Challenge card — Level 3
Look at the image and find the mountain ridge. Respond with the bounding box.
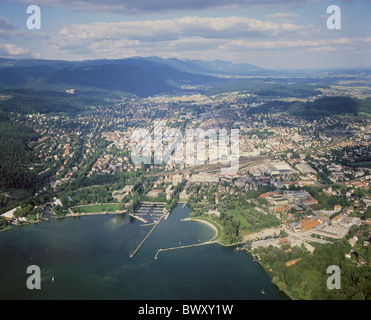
[0,56,272,97]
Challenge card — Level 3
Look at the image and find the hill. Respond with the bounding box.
[0,115,40,189]
[205,79,321,98]
[0,89,107,114]
[135,57,270,76]
[0,57,268,97]
[248,96,367,116]
[34,63,218,97]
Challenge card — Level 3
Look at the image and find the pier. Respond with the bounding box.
[141,201,165,206]
[164,210,170,220]
[129,210,167,258]
[129,213,148,223]
[154,241,214,260]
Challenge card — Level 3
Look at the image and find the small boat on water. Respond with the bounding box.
[261,289,265,294]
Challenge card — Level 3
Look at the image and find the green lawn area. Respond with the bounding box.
[72,203,121,213]
[27,214,37,221]
[228,208,250,229]
[358,112,371,117]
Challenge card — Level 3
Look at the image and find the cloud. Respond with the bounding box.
[0,15,48,40]
[43,13,371,63]
[0,17,16,30]
[4,0,334,14]
[266,12,301,20]
[0,43,29,56]
[0,16,43,58]
[49,16,314,50]
[226,37,354,50]
[307,46,338,52]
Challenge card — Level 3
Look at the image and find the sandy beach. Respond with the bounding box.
[183,218,219,241]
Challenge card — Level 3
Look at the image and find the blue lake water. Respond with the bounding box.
[0,204,289,300]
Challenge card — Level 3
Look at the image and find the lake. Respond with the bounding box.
[0,204,289,300]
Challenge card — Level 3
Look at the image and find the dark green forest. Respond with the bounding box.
[255,238,371,300]
[0,89,108,114]
[246,96,369,117]
[0,116,40,189]
[205,79,322,97]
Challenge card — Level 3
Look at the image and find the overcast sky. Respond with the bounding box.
[0,0,370,69]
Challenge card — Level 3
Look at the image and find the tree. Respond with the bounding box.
[301,270,323,294]
[280,229,288,237]
[0,217,8,229]
[54,204,64,216]
[351,292,365,300]
[272,276,280,286]
[277,281,288,292]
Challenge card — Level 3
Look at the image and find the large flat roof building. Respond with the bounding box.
[311,224,349,239]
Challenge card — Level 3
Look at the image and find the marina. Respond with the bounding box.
[129,202,167,225]
[129,202,169,258]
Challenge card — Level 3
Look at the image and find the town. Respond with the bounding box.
[0,88,370,300]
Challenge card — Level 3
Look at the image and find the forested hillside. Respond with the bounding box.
[247,96,368,116]
[0,89,107,114]
[0,116,39,189]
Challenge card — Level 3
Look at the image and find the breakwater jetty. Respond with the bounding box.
[154,241,215,260]
[129,213,148,223]
[129,209,168,258]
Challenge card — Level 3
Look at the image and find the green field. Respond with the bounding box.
[72,203,121,213]
[229,209,251,230]
[358,112,371,117]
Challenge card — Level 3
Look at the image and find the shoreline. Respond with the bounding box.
[182,216,241,247]
[65,210,126,217]
[254,258,295,300]
[8,210,126,225]
[3,202,292,300]
[183,217,219,241]
[184,215,293,300]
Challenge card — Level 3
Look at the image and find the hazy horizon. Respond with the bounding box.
[0,0,370,69]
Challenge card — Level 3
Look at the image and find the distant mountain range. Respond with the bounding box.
[0,56,368,102]
[0,56,274,97]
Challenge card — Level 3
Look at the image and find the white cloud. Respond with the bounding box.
[226,37,356,49]
[55,16,311,41]
[0,15,48,40]
[42,12,371,65]
[0,43,29,56]
[266,12,301,22]
[267,12,300,19]
[307,46,338,52]
[49,16,315,53]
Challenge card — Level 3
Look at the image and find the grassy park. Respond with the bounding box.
[71,203,121,214]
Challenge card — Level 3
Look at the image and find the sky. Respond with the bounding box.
[0,0,370,69]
